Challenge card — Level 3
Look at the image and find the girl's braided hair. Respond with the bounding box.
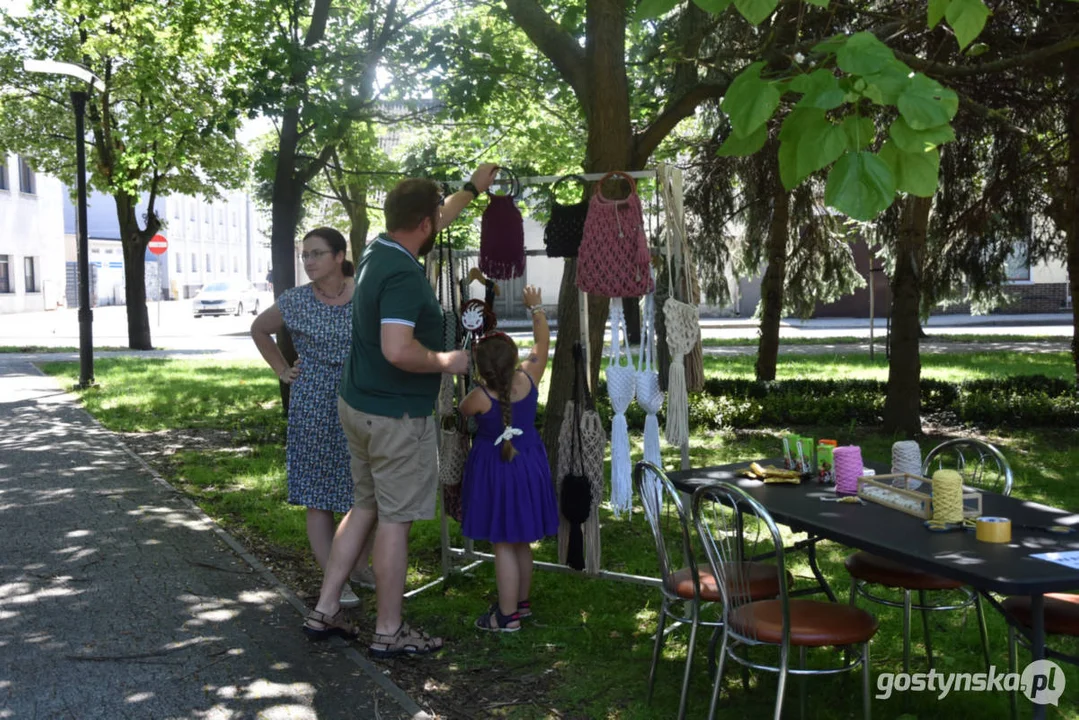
[474,332,519,462]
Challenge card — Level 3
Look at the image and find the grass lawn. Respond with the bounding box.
[39,354,1079,719]
[698,333,1070,348]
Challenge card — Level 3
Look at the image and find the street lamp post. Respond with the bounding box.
[23,59,103,388]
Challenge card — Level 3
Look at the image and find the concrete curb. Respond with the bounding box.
[25,362,434,720]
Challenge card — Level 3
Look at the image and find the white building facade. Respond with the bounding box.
[0,153,66,314]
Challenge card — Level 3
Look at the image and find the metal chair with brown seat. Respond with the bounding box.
[635,460,786,720]
[1003,594,1079,718]
[692,480,879,720]
[845,438,1014,675]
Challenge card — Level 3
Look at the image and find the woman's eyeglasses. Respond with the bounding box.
[301,249,332,262]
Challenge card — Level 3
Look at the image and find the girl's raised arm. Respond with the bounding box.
[520,285,549,385]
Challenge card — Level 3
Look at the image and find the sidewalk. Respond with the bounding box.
[0,358,427,719]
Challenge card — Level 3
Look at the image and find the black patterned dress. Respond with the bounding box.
[277,285,353,513]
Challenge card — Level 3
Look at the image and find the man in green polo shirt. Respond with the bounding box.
[303,164,498,656]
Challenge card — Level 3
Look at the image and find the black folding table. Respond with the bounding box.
[668,459,1079,720]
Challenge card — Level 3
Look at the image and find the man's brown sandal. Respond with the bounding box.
[368,622,444,659]
[302,609,359,641]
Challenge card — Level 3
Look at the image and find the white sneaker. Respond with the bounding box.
[339,584,361,608]
[349,567,376,590]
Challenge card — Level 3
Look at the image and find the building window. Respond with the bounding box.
[205,253,211,272]
[173,202,180,219]
[232,256,238,273]
[190,202,196,221]
[175,252,183,273]
[232,211,238,227]
[18,157,35,194]
[219,255,225,272]
[218,208,224,225]
[1004,246,1031,282]
[24,256,38,292]
[190,253,197,272]
[0,255,10,293]
[0,161,8,191]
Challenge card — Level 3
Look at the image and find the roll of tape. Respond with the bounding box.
[976,516,1012,543]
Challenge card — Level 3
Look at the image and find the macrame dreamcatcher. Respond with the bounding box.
[556,343,607,572]
[657,164,700,447]
[605,298,635,518]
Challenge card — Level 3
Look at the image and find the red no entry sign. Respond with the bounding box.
[148,234,168,256]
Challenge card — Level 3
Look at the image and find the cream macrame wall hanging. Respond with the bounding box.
[657,164,700,447]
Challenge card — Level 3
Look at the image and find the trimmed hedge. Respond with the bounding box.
[587,375,1078,431]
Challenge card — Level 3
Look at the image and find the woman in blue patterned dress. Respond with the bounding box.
[251,227,374,607]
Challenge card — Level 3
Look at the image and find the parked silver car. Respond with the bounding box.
[193,281,261,318]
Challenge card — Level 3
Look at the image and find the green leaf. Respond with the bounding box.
[836,32,896,76]
[966,42,990,57]
[717,122,767,157]
[792,69,845,110]
[812,34,846,55]
[824,151,896,221]
[945,0,990,50]
[888,117,956,153]
[862,64,914,105]
[721,61,781,138]
[842,115,875,150]
[897,73,959,129]
[733,0,780,25]
[879,140,940,197]
[805,0,830,6]
[692,0,734,11]
[635,0,681,20]
[928,0,951,28]
[777,108,847,189]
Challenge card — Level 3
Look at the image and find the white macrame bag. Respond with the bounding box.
[605,298,635,518]
[635,289,664,471]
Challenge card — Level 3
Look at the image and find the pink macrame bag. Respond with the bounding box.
[576,171,654,298]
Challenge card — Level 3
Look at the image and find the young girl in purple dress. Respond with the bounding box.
[459,285,560,632]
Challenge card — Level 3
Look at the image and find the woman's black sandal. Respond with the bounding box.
[475,604,521,633]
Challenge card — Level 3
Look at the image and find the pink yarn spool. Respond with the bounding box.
[833,445,864,496]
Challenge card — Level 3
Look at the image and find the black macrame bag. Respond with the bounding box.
[543,174,589,258]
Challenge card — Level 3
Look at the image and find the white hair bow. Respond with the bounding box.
[494,426,523,446]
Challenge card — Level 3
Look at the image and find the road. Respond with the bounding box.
[0,298,1073,362]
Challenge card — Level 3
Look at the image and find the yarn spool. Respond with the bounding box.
[833,445,864,496]
[931,469,965,525]
[891,440,923,489]
[891,440,922,476]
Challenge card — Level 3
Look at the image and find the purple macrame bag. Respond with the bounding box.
[479,174,525,280]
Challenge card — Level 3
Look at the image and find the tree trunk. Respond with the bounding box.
[540,0,633,472]
[1067,85,1079,391]
[883,195,931,436]
[755,165,790,382]
[114,192,157,350]
[347,188,370,265]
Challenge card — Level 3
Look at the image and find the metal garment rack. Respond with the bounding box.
[409,167,693,599]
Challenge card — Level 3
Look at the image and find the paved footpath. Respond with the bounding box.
[0,358,427,720]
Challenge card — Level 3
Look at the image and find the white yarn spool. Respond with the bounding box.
[891,440,922,489]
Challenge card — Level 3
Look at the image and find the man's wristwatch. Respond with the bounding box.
[462,181,480,199]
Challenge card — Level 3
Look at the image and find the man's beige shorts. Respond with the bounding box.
[337,398,437,523]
